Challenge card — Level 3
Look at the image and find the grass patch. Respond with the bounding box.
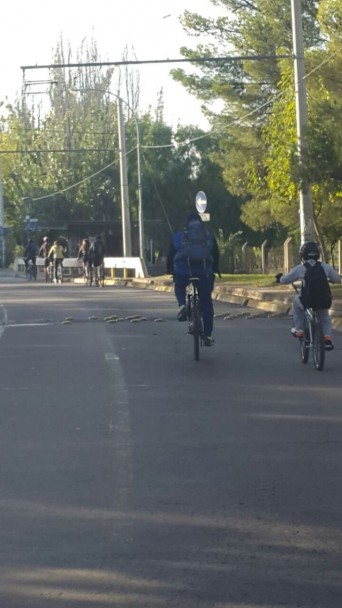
[159,273,275,286]
[157,273,342,294]
[217,274,276,287]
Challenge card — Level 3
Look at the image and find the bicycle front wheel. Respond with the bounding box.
[312,318,325,371]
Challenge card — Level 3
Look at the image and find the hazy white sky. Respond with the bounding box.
[1,0,220,129]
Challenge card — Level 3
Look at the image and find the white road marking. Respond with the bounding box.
[104,347,132,509]
[0,304,8,341]
[4,322,52,328]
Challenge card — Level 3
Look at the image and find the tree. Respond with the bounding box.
[173,0,342,254]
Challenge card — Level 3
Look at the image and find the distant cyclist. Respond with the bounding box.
[89,235,106,285]
[167,212,220,346]
[78,238,92,281]
[24,238,38,274]
[39,236,51,278]
[48,239,65,282]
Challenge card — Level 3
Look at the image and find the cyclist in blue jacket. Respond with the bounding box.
[24,238,38,274]
[167,213,220,346]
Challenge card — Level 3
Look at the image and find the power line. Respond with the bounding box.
[0,148,116,154]
[21,54,293,72]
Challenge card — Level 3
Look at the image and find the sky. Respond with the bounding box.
[0,0,221,130]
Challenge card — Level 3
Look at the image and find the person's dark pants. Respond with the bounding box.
[174,273,215,336]
[25,256,36,270]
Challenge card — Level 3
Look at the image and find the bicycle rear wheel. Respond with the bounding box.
[192,301,201,361]
[99,265,105,287]
[300,324,310,364]
[57,264,63,284]
[312,318,325,371]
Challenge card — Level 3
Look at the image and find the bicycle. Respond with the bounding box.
[50,260,63,284]
[26,259,37,281]
[44,260,53,282]
[186,277,204,361]
[95,263,105,288]
[292,283,325,371]
[58,262,63,284]
[83,262,93,286]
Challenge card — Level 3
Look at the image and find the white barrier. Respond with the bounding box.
[104,257,147,278]
[15,256,148,279]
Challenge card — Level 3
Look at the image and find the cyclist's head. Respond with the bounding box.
[95,235,101,240]
[43,236,49,242]
[55,239,60,246]
[300,241,320,261]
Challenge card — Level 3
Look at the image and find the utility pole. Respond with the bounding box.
[291,0,315,244]
[117,98,132,257]
[0,164,5,268]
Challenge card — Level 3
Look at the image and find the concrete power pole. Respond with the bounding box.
[291,0,315,244]
[117,98,132,257]
[0,164,5,268]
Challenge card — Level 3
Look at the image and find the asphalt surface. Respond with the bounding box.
[0,274,342,607]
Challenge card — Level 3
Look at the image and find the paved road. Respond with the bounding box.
[0,279,342,607]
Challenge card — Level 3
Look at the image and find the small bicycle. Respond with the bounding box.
[292,283,325,371]
[187,277,204,361]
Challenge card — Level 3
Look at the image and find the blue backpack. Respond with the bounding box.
[175,220,212,267]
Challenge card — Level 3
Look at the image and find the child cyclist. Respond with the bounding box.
[275,241,341,351]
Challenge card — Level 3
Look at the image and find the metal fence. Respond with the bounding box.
[221,238,342,275]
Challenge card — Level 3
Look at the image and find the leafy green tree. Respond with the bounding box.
[173,0,342,255]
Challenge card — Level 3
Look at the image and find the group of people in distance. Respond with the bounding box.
[24,236,65,281]
[23,235,106,283]
[77,236,106,285]
[167,212,341,351]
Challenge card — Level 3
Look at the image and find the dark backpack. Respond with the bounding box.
[301,261,332,310]
[92,240,105,258]
[176,221,212,266]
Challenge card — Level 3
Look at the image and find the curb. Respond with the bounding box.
[3,271,341,331]
[131,277,342,331]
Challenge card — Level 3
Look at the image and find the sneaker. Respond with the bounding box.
[177,304,187,322]
[291,328,304,338]
[204,336,215,347]
[324,336,334,351]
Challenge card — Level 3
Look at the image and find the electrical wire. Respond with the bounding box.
[13,45,342,204]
